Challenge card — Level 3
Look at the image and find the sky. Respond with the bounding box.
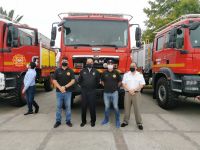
[0,0,150,47]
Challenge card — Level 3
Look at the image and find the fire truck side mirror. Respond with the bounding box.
[50,26,57,47]
[136,41,141,48]
[135,27,141,41]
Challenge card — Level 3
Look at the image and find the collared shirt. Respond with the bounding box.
[101,70,121,93]
[24,69,36,91]
[53,67,75,92]
[122,71,145,90]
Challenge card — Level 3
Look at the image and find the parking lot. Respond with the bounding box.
[1,88,200,150]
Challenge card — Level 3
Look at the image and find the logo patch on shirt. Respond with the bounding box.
[67,72,70,76]
[93,72,95,76]
[113,74,116,78]
[83,72,87,75]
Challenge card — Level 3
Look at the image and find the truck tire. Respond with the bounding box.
[118,92,125,109]
[9,76,26,107]
[156,77,177,109]
[44,77,53,92]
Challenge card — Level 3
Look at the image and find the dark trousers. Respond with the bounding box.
[81,89,96,124]
[25,86,39,112]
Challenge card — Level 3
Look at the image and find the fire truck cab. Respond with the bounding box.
[0,17,56,106]
[50,12,141,107]
[152,14,200,109]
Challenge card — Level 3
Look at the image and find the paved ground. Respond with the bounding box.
[1,88,200,150]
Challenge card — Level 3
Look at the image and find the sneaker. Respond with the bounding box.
[101,119,109,125]
[137,124,143,130]
[24,112,33,115]
[35,106,39,114]
[66,121,73,127]
[54,122,61,128]
[80,122,86,127]
[121,122,128,127]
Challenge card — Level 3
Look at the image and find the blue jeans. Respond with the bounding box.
[103,91,120,121]
[56,92,72,123]
[25,86,39,112]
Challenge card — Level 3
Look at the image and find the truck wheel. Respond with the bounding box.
[10,76,26,107]
[156,77,177,109]
[44,77,53,92]
[118,92,124,109]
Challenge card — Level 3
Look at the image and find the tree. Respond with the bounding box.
[143,0,200,42]
[0,6,23,23]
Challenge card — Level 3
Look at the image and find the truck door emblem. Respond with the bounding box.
[12,54,26,67]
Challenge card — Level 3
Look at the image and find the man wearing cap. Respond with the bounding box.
[101,60,121,128]
[52,57,75,128]
[121,62,145,130]
[22,62,39,115]
[78,58,100,127]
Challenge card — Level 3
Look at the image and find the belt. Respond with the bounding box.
[125,91,140,93]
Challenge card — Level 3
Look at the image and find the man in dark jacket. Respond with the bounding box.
[78,58,100,127]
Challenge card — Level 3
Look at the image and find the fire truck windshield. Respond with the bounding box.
[190,25,200,48]
[63,20,128,47]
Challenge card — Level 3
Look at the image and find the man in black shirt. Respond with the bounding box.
[52,57,75,128]
[78,58,100,127]
[101,60,122,128]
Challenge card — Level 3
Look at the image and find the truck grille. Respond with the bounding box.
[72,55,119,69]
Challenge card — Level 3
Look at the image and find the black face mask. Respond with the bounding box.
[62,62,68,67]
[130,67,136,72]
[87,64,93,69]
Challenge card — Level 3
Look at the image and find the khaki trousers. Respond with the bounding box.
[123,92,142,124]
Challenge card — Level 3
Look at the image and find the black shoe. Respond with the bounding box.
[66,121,73,127]
[121,122,128,127]
[80,122,86,127]
[138,124,143,130]
[91,122,95,127]
[24,112,33,115]
[35,106,39,113]
[54,122,61,128]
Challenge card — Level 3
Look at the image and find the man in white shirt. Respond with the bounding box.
[121,62,145,130]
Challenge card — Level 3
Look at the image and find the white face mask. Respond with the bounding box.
[107,64,114,70]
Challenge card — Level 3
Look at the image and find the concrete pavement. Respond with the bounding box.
[0,89,200,150]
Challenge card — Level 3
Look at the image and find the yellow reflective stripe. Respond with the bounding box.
[153,63,185,68]
[4,62,13,65]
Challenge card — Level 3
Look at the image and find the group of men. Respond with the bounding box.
[22,57,146,130]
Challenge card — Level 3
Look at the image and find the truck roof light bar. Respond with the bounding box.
[58,12,133,21]
[154,14,200,33]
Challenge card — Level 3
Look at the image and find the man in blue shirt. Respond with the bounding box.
[22,62,39,115]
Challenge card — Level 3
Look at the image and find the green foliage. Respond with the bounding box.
[143,0,200,42]
[0,6,23,23]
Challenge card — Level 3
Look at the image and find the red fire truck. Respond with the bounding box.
[0,17,56,106]
[138,14,200,109]
[50,12,141,107]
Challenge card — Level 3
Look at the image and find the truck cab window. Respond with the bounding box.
[190,25,200,48]
[18,28,35,46]
[156,36,164,51]
[165,32,170,48]
[176,28,184,49]
[7,29,12,47]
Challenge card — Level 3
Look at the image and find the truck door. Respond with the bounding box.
[153,35,165,72]
[3,25,39,72]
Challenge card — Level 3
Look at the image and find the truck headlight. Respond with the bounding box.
[0,73,5,91]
